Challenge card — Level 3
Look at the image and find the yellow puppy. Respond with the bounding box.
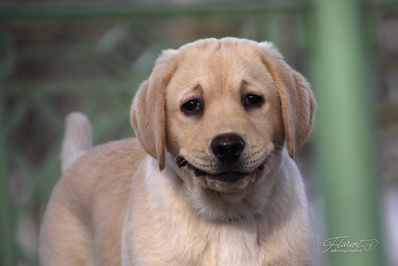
[40,37,316,266]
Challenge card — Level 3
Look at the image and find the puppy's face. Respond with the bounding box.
[165,43,284,193]
[131,38,316,194]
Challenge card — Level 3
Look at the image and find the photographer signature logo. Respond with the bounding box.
[323,236,378,253]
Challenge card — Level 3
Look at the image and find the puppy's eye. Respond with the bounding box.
[181,99,203,115]
[243,94,264,108]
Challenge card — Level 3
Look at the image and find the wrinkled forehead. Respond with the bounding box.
[169,42,272,90]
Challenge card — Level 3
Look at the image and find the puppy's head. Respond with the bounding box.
[131,38,316,193]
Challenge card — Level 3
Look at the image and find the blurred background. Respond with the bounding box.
[1,0,397,265]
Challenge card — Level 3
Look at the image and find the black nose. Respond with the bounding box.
[211,133,245,164]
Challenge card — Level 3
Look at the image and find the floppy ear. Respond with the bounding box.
[130,49,177,170]
[258,42,317,157]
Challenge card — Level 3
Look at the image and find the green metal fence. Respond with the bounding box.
[311,1,386,265]
[1,0,397,265]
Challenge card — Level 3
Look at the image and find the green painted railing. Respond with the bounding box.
[0,1,303,20]
[311,0,384,265]
[1,1,397,265]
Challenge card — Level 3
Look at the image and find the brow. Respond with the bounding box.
[181,83,203,97]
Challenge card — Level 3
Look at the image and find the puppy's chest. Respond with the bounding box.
[198,223,262,266]
[130,213,265,265]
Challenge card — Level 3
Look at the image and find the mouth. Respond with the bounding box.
[175,155,269,187]
[192,164,265,183]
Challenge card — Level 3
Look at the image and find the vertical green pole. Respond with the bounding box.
[311,1,383,266]
[0,28,15,266]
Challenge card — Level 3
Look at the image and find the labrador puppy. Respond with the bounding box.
[39,37,316,266]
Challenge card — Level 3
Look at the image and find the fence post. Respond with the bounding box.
[310,0,384,265]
